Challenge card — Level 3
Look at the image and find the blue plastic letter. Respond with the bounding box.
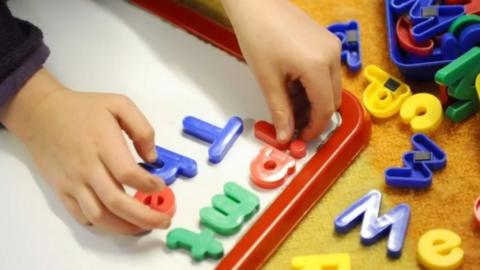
[335,190,411,259]
[328,21,362,72]
[140,146,197,185]
[458,24,480,54]
[385,133,446,188]
[390,0,416,15]
[409,1,465,42]
[182,116,243,164]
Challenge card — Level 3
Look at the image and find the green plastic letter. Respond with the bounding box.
[200,182,260,236]
[166,228,223,261]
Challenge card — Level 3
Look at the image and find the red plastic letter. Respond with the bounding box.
[289,139,307,159]
[396,16,434,57]
[250,145,296,189]
[135,187,176,217]
[438,84,452,107]
[254,121,289,150]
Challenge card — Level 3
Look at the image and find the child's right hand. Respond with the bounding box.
[221,0,342,143]
[0,68,170,235]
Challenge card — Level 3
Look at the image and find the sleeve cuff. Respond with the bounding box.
[0,43,50,108]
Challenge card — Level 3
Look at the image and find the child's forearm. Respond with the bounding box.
[220,0,249,21]
[220,0,283,34]
[0,68,63,141]
[221,0,286,19]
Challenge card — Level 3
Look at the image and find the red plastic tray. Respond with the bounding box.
[130,0,242,59]
[130,1,371,269]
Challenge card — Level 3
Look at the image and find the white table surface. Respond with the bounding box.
[0,1,339,269]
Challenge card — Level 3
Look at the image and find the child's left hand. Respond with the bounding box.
[221,0,342,143]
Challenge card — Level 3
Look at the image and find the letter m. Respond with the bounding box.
[334,190,410,258]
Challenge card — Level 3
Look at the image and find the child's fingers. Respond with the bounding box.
[288,82,309,110]
[107,94,157,163]
[59,193,90,225]
[74,185,145,235]
[328,35,343,109]
[299,66,335,141]
[88,166,171,230]
[290,95,310,130]
[98,125,165,192]
[258,70,295,143]
[330,56,343,109]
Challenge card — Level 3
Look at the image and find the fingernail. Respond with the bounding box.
[276,118,293,142]
[149,178,163,190]
[147,150,157,163]
[277,129,288,142]
[288,117,294,132]
[160,219,171,229]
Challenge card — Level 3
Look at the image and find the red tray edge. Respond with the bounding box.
[130,0,243,60]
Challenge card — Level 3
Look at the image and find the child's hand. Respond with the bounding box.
[0,69,170,235]
[222,0,342,143]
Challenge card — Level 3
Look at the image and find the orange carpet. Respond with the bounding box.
[174,0,480,269]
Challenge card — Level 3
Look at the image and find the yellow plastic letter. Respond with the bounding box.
[400,93,443,133]
[363,65,412,118]
[291,253,350,270]
[417,229,464,270]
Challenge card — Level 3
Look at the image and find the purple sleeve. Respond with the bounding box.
[0,43,50,108]
[0,2,50,109]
